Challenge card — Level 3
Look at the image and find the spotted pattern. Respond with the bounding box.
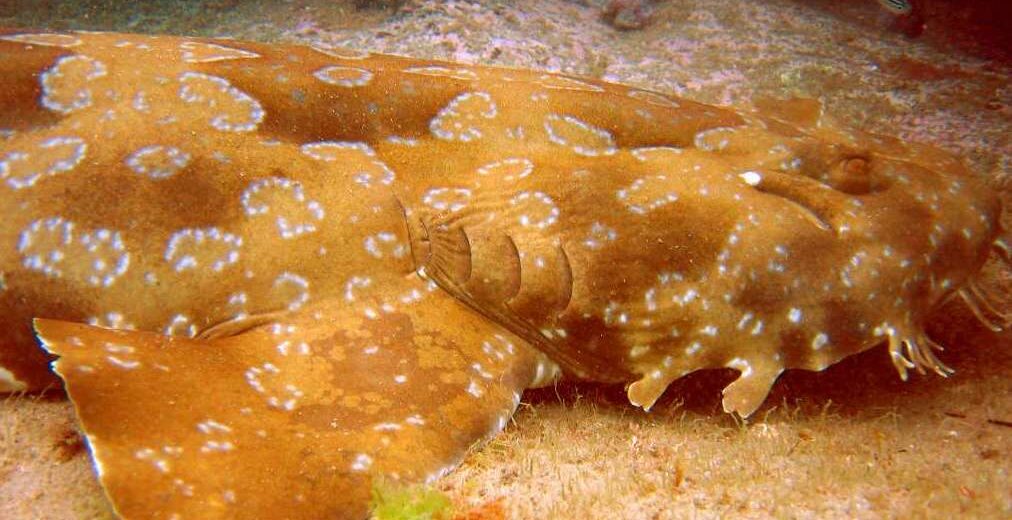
[544,114,617,156]
[300,141,396,186]
[364,232,408,259]
[403,66,478,81]
[583,222,618,249]
[40,55,107,114]
[244,361,303,410]
[422,187,472,213]
[694,126,739,151]
[300,141,374,161]
[164,315,198,337]
[313,66,374,88]
[241,177,324,239]
[164,228,242,273]
[510,191,560,229]
[1,137,86,189]
[2,31,1003,520]
[18,217,129,287]
[429,92,497,142]
[616,176,679,214]
[87,312,135,331]
[179,72,265,132]
[631,147,684,162]
[125,145,190,179]
[476,158,533,181]
[273,273,310,311]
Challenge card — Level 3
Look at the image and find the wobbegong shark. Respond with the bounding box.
[0,30,1008,518]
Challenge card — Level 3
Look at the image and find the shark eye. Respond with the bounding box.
[827,156,875,195]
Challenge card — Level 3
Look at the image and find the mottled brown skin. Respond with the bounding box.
[0,31,1003,518]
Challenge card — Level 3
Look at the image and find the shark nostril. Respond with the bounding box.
[827,156,874,195]
[843,157,868,176]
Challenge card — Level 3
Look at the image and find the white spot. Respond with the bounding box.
[811,332,828,350]
[18,217,129,287]
[386,136,419,146]
[511,191,560,229]
[134,447,174,474]
[476,158,533,181]
[274,272,310,311]
[350,453,373,472]
[244,363,302,410]
[403,66,478,81]
[196,419,232,434]
[344,276,372,301]
[700,325,718,336]
[164,227,241,272]
[179,72,264,132]
[106,355,140,370]
[429,91,497,142]
[616,176,678,214]
[300,140,373,160]
[583,222,618,249]
[241,177,324,239]
[40,55,107,114]
[788,307,803,324]
[126,145,190,179]
[164,314,198,337]
[87,312,135,330]
[1,136,87,189]
[629,345,651,358]
[313,65,374,87]
[364,232,407,259]
[739,171,762,186]
[726,357,754,378]
[644,288,658,312]
[422,187,472,213]
[544,113,616,156]
[694,126,737,152]
[466,379,484,398]
[631,146,684,162]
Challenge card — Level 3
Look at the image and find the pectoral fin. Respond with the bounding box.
[35,279,540,518]
[720,358,783,418]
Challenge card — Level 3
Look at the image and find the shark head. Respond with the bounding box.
[418,96,1006,417]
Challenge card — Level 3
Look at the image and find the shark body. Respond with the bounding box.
[0,31,1005,518]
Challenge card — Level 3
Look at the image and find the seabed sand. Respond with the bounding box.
[0,1,1009,518]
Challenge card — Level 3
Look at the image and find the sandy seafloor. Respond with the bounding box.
[0,0,1010,518]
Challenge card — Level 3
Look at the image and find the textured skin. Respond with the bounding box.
[0,31,1003,518]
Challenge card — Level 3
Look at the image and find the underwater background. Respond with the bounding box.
[1,1,1009,518]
